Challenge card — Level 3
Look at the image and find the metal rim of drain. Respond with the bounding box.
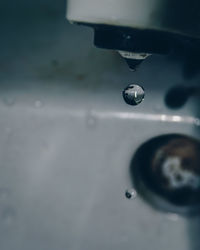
[130,133,200,216]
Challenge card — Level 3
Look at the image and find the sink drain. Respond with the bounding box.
[130,134,200,215]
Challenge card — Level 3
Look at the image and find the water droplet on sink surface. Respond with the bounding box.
[125,189,137,200]
[123,84,145,106]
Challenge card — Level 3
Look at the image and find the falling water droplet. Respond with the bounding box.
[125,189,137,199]
[123,84,145,106]
[124,59,143,71]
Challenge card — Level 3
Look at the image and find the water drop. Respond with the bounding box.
[125,189,137,200]
[123,84,145,106]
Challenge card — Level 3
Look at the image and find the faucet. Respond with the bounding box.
[66,0,200,70]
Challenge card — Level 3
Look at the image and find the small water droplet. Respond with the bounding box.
[125,59,143,71]
[123,84,145,106]
[125,189,137,200]
[3,97,15,106]
[34,100,43,108]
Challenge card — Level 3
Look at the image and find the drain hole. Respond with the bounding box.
[130,134,200,214]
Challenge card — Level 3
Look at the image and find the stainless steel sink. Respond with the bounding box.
[0,0,200,249]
